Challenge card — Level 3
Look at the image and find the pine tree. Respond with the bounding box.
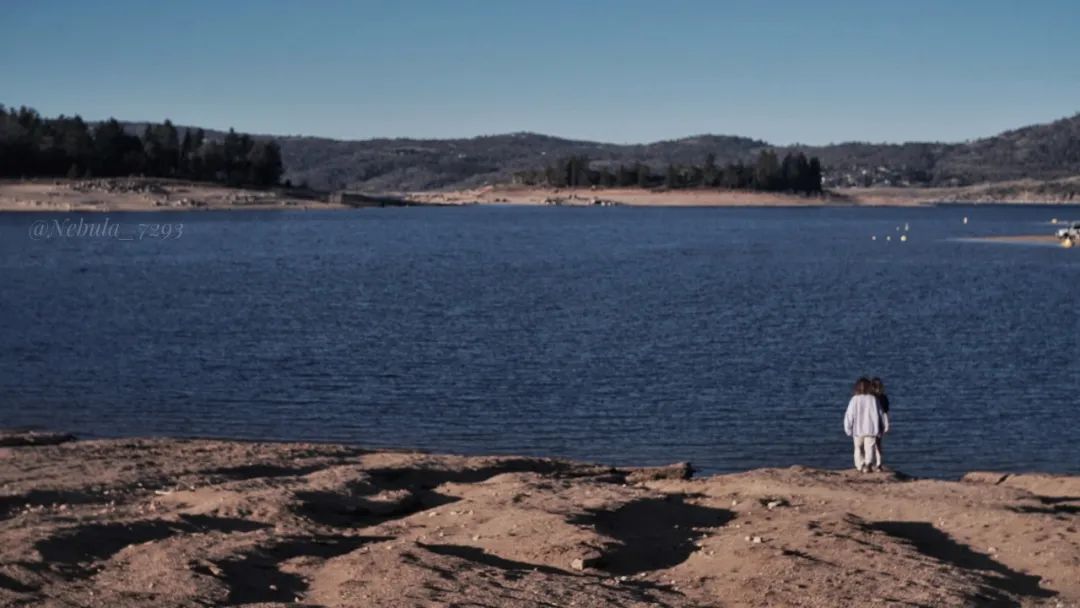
[754,150,781,191]
[179,129,193,177]
[246,141,283,186]
[160,120,180,176]
[703,153,718,187]
[141,125,162,176]
[808,158,823,193]
[665,164,680,189]
[635,163,650,188]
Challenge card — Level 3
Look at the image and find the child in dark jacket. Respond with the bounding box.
[870,377,891,471]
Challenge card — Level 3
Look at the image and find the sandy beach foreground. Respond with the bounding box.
[0,433,1075,607]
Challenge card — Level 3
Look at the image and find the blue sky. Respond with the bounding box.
[3,0,1078,144]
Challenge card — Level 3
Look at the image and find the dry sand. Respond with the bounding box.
[1,432,1075,607]
[408,181,1080,208]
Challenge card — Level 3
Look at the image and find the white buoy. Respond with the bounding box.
[886,236,892,241]
[872,236,877,241]
[904,222,910,231]
[900,234,908,242]
[1052,218,1058,224]
[963,217,969,224]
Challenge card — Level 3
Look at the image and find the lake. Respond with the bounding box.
[1,204,1077,478]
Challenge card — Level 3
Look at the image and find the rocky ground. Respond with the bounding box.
[0,434,1076,607]
[0,179,339,212]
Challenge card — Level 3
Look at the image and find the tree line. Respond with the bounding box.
[0,104,283,187]
[513,150,823,194]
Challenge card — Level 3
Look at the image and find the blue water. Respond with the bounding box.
[1,205,1077,478]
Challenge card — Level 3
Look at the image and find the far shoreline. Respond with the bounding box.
[406,182,1080,208]
[3,177,1080,213]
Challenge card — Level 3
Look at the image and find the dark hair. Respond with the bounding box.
[853,377,872,395]
[870,377,885,396]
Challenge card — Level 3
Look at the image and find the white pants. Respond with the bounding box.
[853,436,878,470]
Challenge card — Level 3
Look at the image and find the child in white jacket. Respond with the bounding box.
[844,377,889,472]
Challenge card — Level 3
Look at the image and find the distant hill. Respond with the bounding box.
[271,132,772,192]
[117,113,1080,192]
[794,113,1080,188]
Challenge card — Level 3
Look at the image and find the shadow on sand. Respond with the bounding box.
[567,496,733,575]
[866,521,1056,606]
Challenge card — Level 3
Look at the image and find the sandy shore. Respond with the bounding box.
[408,181,1080,207]
[4,178,1079,213]
[1,433,1075,607]
[407,187,841,207]
[966,235,1071,246]
[0,179,344,213]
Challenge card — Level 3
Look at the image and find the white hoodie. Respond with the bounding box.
[844,394,887,438]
